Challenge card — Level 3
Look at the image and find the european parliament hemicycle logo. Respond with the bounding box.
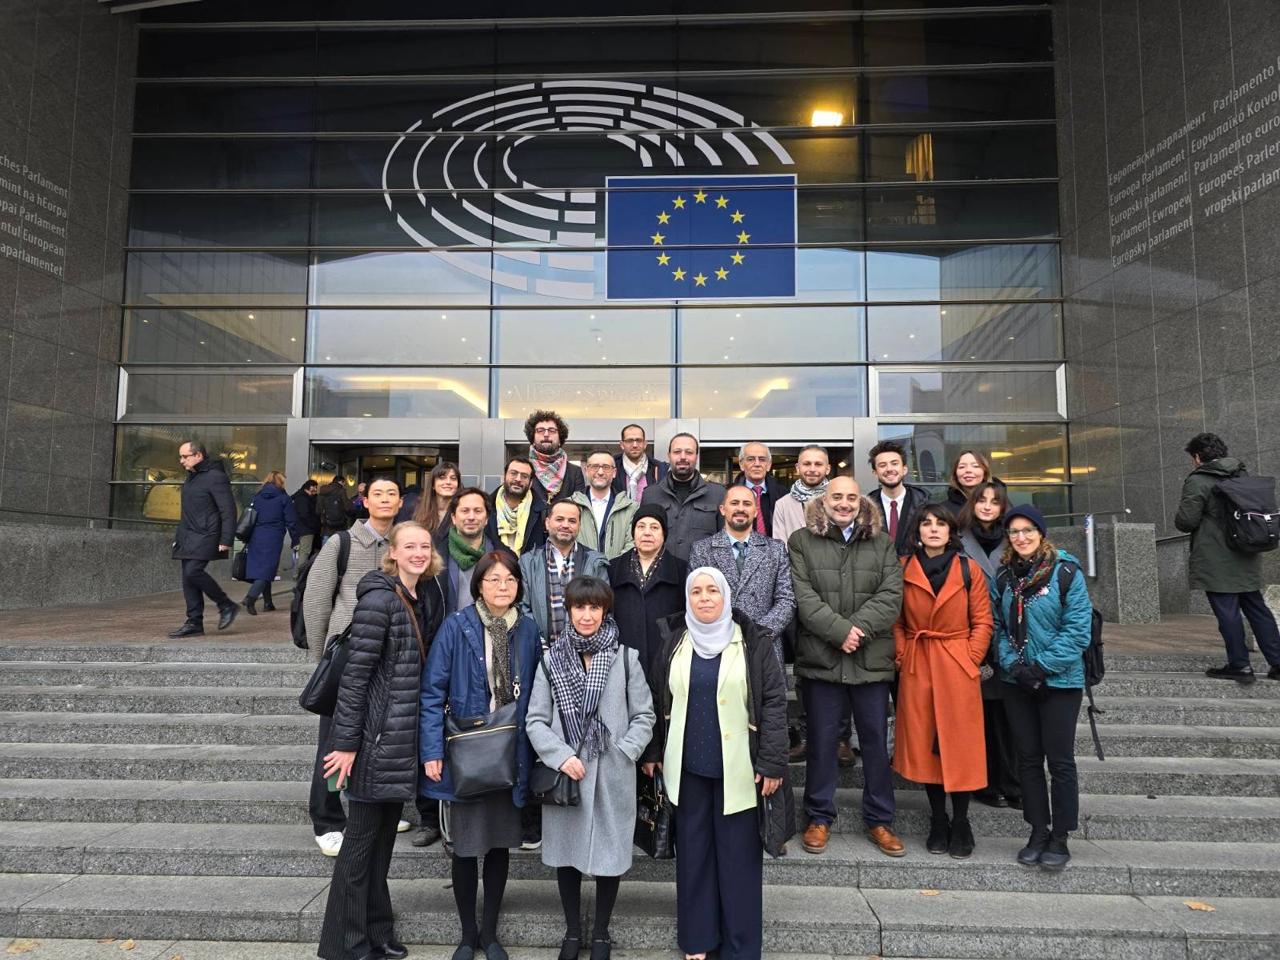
[381,80,797,300]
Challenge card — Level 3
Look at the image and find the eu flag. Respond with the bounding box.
[605,174,796,300]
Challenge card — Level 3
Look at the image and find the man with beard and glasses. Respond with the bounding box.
[640,433,725,562]
[613,423,667,501]
[486,455,548,556]
[524,410,587,502]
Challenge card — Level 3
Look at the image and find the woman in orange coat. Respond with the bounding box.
[893,503,993,859]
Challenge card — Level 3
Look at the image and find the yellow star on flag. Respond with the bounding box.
[672,267,686,280]
[650,231,665,245]
[731,252,745,265]
[736,230,750,244]
[693,189,707,203]
[672,196,686,209]
[730,210,744,223]
[656,252,670,265]
[693,273,708,286]
[715,267,729,280]
[715,195,729,208]
[657,211,670,224]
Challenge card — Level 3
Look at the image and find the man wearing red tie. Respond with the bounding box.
[732,442,789,538]
[868,440,932,558]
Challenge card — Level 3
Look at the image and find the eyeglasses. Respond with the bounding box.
[585,463,614,473]
[621,436,646,444]
[533,427,558,436]
[482,576,518,587]
[1007,528,1038,539]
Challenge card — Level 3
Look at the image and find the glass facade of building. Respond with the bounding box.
[114,0,1066,517]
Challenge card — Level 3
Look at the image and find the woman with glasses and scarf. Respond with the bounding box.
[420,550,541,960]
[526,576,655,960]
[993,505,1093,873]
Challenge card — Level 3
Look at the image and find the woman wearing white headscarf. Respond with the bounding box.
[641,567,789,960]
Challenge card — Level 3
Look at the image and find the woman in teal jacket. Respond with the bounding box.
[993,505,1092,873]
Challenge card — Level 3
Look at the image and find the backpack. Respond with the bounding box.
[319,489,349,530]
[997,559,1106,760]
[1215,468,1280,554]
[290,530,350,651]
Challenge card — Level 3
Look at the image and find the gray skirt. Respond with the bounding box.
[444,792,521,858]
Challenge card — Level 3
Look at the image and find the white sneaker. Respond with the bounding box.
[315,831,343,857]
[396,819,412,833]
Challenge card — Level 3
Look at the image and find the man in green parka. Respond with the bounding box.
[1174,432,1280,684]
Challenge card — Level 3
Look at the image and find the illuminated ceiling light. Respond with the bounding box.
[362,413,372,417]
[990,451,1013,459]
[247,313,255,320]
[811,109,843,127]
[290,337,297,342]
[940,310,947,315]
[1045,467,1065,475]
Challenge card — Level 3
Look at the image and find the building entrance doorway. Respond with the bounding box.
[310,445,460,496]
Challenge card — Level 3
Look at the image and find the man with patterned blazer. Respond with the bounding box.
[687,485,796,665]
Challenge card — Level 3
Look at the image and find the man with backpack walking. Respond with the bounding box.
[1175,433,1280,684]
[317,481,351,543]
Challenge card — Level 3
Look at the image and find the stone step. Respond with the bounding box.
[1,661,315,688]
[0,643,307,664]
[2,820,1276,898]
[1091,695,1280,727]
[0,685,303,715]
[5,873,1273,957]
[2,779,1277,842]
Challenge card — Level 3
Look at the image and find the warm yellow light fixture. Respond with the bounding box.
[811,109,844,127]
[989,451,1013,459]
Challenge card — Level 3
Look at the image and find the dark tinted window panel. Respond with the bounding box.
[866,243,1059,301]
[863,15,1052,67]
[317,83,495,132]
[317,193,496,247]
[125,252,308,305]
[868,303,1061,363]
[130,140,314,189]
[865,184,1058,242]
[317,29,495,76]
[679,75,858,129]
[124,309,305,364]
[137,30,317,78]
[863,0,1047,8]
[799,188,863,243]
[312,251,494,304]
[866,70,1053,124]
[134,85,316,133]
[129,196,311,248]
[124,370,296,418]
[310,310,491,364]
[495,25,677,74]
[867,127,1057,182]
[677,20,856,70]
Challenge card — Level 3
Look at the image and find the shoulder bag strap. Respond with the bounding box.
[539,650,604,758]
[394,585,427,661]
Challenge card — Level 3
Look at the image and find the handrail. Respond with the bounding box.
[1042,508,1132,521]
[0,508,173,528]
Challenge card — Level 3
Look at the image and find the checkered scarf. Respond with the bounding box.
[546,543,576,641]
[546,616,620,761]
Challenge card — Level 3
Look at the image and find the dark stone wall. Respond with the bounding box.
[1054,0,1280,589]
[0,0,135,523]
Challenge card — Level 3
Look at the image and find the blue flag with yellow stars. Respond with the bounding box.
[605,174,796,300]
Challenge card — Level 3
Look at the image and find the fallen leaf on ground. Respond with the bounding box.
[5,941,40,956]
[919,889,940,896]
[169,955,184,960]
[1184,900,1216,912]
[119,940,137,951]
[98,939,117,945]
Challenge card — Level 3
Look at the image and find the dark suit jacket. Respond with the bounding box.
[686,529,795,639]
[611,454,668,496]
[731,472,789,539]
[872,482,933,557]
[484,490,549,556]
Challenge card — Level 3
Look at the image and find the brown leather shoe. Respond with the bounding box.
[801,822,830,854]
[788,739,807,763]
[866,825,907,857]
[837,740,859,768]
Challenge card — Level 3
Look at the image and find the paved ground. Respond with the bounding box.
[4,942,805,960]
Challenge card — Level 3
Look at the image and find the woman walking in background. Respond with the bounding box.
[241,470,299,614]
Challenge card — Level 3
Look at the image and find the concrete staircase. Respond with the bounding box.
[0,641,1278,957]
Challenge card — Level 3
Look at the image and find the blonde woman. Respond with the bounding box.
[241,470,299,614]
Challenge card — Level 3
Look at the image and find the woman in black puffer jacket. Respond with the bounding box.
[318,521,445,960]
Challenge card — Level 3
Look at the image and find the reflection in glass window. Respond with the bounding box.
[129,195,311,248]
[679,307,863,364]
[799,189,863,243]
[308,310,490,364]
[678,20,857,70]
[496,310,672,364]
[878,422,1067,486]
[130,140,314,190]
[125,253,308,306]
[679,74,858,129]
[124,370,296,418]
[114,423,287,485]
[124,309,305,364]
[307,368,489,418]
[865,244,1059,302]
[681,367,866,418]
[867,303,1060,363]
[863,14,1052,67]
[878,368,1059,417]
[133,85,316,134]
[867,128,1057,182]
[138,30,318,78]
[797,248,865,302]
[866,70,1053,125]
[496,368,671,419]
[865,185,1058,242]
[312,252,493,305]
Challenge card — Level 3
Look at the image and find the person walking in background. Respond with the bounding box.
[613,423,666,501]
[420,551,541,960]
[893,504,992,859]
[789,476,905,858]
[571,448,638,560]
[643,568,788,960]
[608,505,687,680]
[316,521,440,960]
[169,440,239,638]
[318,480,351,543]
[1175,432,1280,684]
[869,440,932,558]
[241,471,299,615]
[945,451,998,511]
[291,479,321,563]
[525,410,587,501]
[993,505,1092,872]
[526,577,654,960]
[303,478,407,857]
[770,443,831,545]
[641,433,725,561]
[348,481,370,521]
[958,482,1022,809]
[487,456,548,556]
[404,460,461,529]
[730,442,787,538]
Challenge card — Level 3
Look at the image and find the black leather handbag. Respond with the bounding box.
[635,769,675,859]
[235,501,258,542]
[444,639,523,800]
[298,626,351,716]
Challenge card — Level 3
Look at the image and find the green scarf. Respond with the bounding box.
[448,526,485,570]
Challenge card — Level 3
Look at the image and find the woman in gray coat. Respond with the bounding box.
[526,576,655,960]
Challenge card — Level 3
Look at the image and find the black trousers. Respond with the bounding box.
[310,713,347,836]
[803,679,894,828]
[981,695,1022,800]
[180,558,231,625]
[675,771,762,960]
[317,798,402,960]
[245,578,274,603]
[1003,685,1082,836]
[1206,590,1280,670]
[416,794,440,829]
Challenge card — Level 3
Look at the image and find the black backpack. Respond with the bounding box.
[1215,468,1280,554]
[319,489,349,530]
[289,530,350,651]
